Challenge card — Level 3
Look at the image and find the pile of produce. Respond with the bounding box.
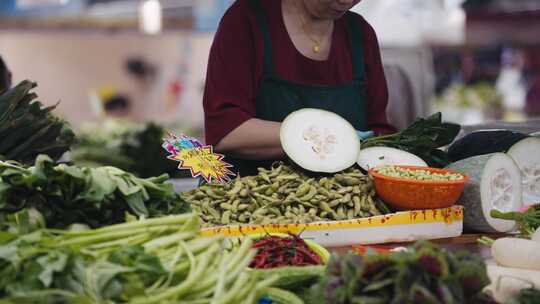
[71,119,191,178]
[183,163,389,226]
[479,224,540,303]
[446,134,540,233]
[0,213,285,303]
[0,154,189,229]
[361,112,461,168]
[305,241,492,304]
[0,80,75,164]
[249,234,323,269]
[375,165,464,181]
[434,83,503,113]
[449,132,540,205]
[480,206,540,269]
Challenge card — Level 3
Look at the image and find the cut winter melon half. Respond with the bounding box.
[507,137,540,205]
[357,147,427,171]
[280,108,360,173]
[446,153,522,233]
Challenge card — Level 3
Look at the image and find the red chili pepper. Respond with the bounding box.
[249,234,323,269]
[296,246,320,264]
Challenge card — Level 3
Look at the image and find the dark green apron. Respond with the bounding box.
[226,0,369,176]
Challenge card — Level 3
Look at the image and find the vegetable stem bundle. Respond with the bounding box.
[0,213,284,303]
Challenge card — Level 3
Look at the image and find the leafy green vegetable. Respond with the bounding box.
[361,113,461,167]
[0,155,189,229]
[0,80,75,165]
[307,241,492,304]
[491,204,540,237]
[71,119,191,178]
[0,213,284,303]
[506,288,540,304]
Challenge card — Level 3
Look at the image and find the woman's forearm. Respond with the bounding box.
[215,118,285,160]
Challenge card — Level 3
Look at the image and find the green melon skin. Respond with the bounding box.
[446,153,520,233]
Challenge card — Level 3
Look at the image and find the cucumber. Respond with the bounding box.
[446,153,522,233]
[448,130,529,162]
[261,287,304,304]
[249,265,325,290]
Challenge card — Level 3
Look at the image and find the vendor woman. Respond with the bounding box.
[203,0,396,176]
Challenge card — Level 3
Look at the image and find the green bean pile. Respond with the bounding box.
[183,163,389,226]
[375,166,463,181]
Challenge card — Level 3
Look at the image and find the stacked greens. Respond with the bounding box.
[71,119,190,178]
[306,241,492,304]
[0,80,75,165]
[361,112,461,168]
[0,155,189,229]
[0,213,281,303]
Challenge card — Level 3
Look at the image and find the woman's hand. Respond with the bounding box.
[215,118,285,160]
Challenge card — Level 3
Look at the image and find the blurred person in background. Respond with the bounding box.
[103,94,131,118]
[90,87,132,119]
[0,56,12,93]
[203,0,396,176]
[525,51,540,118]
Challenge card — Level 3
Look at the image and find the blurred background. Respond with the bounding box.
[1,0,540,138]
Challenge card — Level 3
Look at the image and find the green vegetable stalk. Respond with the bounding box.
[361,112,461,167]
[0,213,288,303]
[490,204,540,237]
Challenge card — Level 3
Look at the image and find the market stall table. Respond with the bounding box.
[327,233,510,258]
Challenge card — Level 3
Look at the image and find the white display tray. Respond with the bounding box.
[201,206,464,247]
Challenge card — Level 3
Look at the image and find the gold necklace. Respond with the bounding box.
[295,1,331,53]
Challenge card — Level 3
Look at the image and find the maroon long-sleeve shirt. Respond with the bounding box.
[203,0,395,145]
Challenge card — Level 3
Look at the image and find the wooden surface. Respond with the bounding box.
[327,233,508,256]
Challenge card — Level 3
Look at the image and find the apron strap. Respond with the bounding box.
[248,0,275,78]
[345,12,366,82]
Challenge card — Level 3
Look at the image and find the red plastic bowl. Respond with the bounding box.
[368,166,469,210]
